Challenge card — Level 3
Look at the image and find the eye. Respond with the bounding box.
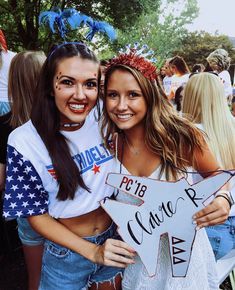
[107,92,118,98]
[86,81,97,88]
[61,79,73,86]
[129,91,139,98]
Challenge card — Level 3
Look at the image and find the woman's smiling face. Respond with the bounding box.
[53,56,99,125]
[106,69,147,131]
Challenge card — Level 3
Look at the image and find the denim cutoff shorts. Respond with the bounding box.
[39,222,124,290]
[0,101,10,115]
[206,216,235,260]
[17,217,44,246]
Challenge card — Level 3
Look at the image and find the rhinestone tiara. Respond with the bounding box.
[106,43,158,80]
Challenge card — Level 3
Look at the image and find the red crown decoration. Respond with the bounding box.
[106,43,158,81]
[0,29,8,51]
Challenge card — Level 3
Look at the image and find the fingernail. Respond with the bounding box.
[196,226,200,231]
[192,220,197,225]
[193,215,196,219]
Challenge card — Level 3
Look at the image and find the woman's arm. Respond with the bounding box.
[192,144,230,229]
[28,214,135,267]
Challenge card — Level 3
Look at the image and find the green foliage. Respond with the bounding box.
[1,0,234,72]
[0,0,158,52]
[173,32,235,69]
[116,0,199,67]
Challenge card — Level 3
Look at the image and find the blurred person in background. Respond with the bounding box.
[182,72,235,260]
[0,50,46,290]
[0,29,16,115]
[206,48,233,105]
[168,55,190,101]
[192,63,205,73]
[161,58,173,97]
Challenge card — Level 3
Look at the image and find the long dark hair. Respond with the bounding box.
[31,43,100,200]
[169,55,190,75]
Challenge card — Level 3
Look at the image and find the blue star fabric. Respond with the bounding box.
[2,145,49,219]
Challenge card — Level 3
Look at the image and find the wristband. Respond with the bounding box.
[215,190,230,197]
[215,194,232,208]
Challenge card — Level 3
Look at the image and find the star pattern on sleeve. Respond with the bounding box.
[2,145,49,219]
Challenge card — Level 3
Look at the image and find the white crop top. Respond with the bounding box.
[3,111,114,219]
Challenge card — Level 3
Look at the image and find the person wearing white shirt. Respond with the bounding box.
[161,59,173,97]
[168,55,190,101]
[0,30,16,115]
[207,48,233,104]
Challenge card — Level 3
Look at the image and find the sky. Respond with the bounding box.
[186,0,235,37]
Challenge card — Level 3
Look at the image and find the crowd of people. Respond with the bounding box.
[0,28,235,290]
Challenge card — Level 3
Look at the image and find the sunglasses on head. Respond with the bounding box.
[189,71,219,78]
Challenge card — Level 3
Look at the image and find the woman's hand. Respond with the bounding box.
[193,196,230,229]
[92,238,136,268]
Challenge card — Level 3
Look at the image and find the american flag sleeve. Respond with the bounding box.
[2,145,49,219]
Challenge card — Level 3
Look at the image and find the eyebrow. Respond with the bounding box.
[107,89,142,92]
[58,75,98,81]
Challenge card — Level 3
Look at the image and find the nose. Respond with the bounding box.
[117,96,128,111]
[73,84,86,100]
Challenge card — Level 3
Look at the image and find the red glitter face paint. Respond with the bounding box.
[55,72,62,90]
[53,56,99,127]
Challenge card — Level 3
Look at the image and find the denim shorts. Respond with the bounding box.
[39,222,124,290]
[0,101,11,115]
[206,216,235,260]
[17,217,44,246]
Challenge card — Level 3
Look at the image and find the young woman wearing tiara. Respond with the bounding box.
[101,45,232,289]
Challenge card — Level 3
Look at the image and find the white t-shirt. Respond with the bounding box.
[170,73,189,95]
[218,70,232,98]
[0,50,16,102]
[3,112,114,219]
[163,76,172,96]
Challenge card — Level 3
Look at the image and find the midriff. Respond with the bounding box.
[58,206,112,237]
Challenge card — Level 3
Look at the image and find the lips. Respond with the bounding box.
[69,103,87,113]
[116,114,134,120]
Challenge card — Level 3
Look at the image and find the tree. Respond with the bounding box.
[115,0,199,66]
[0,0,158,52]
[173,31,235,69]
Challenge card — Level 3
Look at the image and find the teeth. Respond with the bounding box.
[69,104,85,110]
[117,114,133,119]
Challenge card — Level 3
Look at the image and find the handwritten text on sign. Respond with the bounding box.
[101,172,233,277]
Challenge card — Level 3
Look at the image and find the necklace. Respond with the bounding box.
[124,135,141,155]
[60,122,84,128]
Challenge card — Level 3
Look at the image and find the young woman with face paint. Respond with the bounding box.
[2,43,135,290]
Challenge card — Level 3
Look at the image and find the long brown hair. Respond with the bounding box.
[169,55,190,75]
[31,43,100,200]
[102,65,205,180]
[8,51,46,128]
